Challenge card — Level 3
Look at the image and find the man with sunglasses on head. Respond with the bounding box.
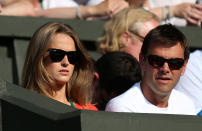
[105,24,196,115]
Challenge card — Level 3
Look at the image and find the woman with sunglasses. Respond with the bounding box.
[22,22,97,110]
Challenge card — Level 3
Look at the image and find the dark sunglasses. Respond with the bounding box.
[47,48,79,64]
[147,55,185,70]
[129,30,144,42]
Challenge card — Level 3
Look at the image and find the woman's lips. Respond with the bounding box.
[59,69,69,75]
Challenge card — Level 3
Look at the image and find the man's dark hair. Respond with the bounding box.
[141,24,190,60]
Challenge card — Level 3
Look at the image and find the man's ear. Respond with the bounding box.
[120,31,132,46]
[181,59,188,76]
[139,53,144,65]
[139,53,146,72]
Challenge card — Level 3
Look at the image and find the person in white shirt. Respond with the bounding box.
[42,0,104,9]
[0,0,129,20]
[36,0,129,20]
[175,50,202,115]
[142,0,202,26]
[105,24,196,115]
[0,0,38,16]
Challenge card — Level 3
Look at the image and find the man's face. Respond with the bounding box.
[140,42,187,96]
[125,19,159,61]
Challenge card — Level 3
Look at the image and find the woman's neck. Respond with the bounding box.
[51,84,71,106]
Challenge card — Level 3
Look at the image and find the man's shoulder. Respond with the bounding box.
[105,82,141,112]
[171,89,193,102]
[170,89,196,114]
[112,82,141,101]
[187,50,202,68]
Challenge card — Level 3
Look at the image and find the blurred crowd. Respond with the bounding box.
[1,0,202,26]
[1,0,202,116]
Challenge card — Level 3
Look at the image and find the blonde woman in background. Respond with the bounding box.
[98,7,159,61]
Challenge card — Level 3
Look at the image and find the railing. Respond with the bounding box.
[0,78,202,131]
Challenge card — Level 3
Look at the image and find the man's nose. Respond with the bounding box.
[160,62,170,73]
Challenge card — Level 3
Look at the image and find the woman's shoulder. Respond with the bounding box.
[74,103,98,111]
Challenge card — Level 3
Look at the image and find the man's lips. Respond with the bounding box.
[156,77,171,80]
[156,77,171,84]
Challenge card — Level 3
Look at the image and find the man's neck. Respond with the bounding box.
[140,82,171,108]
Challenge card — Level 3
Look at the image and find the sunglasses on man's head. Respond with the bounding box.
[129,30,144,42]
[48,48,79,64]
[147,55,185,70]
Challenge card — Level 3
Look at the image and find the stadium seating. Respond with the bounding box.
[0,78,202,131]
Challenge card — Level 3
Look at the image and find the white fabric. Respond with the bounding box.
[42,0,104,9]
[148,0,196,26]
[105,82,196,115]
[176,50,202,113]
[86,0,104,5]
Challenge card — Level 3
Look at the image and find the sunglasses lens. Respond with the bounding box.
[49,49,65,62]
[66,51,79,64]
[168,59,184,70]
[148,55,164,68]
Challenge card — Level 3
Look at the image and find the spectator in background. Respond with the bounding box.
[22,22,97,110]
[0,0,129,20]
[35,0,129,20]
[175,50,202,115]
[98,7,159,61]
[94,52,141,110]
[125,0,147,7]
[0,0,40,16]
[98,3,202,114]
[198,109,202,116]
[41,0,104,9]
[141,0,202,26]
[105,24,196,115]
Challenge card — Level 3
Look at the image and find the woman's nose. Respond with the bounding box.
[61,55,70,66]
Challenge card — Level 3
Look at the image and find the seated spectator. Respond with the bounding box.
[0,5,1,13]
[141,0,202,26]
[105,24,196,115]
[176,50,202,115]
[94,51,142,110]
[0,0,129,20]
[98,7,159,61]
[198,109,202,116]
[22,22,97,110]
[42,0,104,9]
[98,3,202,115]
[0,0,39,16]
[125,0,147,7]
[35,0,129,20]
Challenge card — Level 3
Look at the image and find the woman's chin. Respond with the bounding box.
[55,79,69,86]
